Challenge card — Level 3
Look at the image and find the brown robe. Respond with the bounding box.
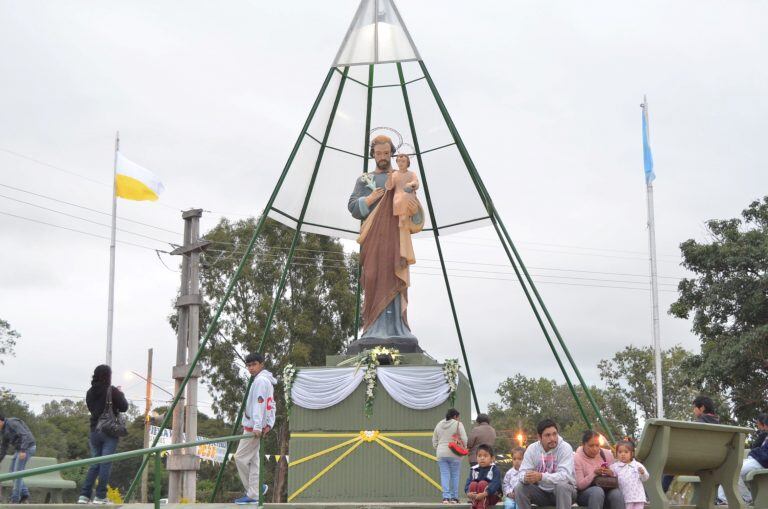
[358,188,414,333]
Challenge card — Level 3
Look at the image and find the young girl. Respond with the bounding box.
[502,447,525,509]
[609,439,649,509]
[466,444,502,508]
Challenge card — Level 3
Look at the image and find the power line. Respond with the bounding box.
[0,210,171,253]
[0,147,108,187]
[0,193,179,245]
[0,183,182,235]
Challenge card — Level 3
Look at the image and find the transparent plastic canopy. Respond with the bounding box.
[266,0,492,240]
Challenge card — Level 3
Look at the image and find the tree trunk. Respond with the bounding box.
[272,421,290,502]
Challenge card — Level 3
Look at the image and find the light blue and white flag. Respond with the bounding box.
[642,108,655,184]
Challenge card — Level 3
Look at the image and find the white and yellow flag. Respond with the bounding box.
[115,152,165,201]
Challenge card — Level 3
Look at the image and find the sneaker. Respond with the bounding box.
[77,496,90,504]
[234,495,259,505]
[19,495,30,504]
[442,499,450,505]
[450,499,459,504]
[262,484,268,495]
[92,497,112,505]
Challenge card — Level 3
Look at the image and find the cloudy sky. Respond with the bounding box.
[1,0,766,418]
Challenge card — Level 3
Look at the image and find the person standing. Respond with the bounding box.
[574,430,624,509]
[433,408,467,504]
[0,414,37,504]
[515,419,577,509]
[78,365,128,504]
[467,414,497,467]
[233,353,276,505]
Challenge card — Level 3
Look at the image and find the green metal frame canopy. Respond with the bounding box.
[126,0,614,501]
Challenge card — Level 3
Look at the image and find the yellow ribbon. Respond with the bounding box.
[374,438,442,491]
[288,439,364,502]
[287,430,441,501]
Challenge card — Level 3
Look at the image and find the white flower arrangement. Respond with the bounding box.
[360,347,401,417]
[442,359,460,406]
[282,363,298,416]
[360,173,377,191]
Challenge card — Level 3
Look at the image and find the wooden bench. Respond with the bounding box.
[0,456,76,503]
[635,418,753,509]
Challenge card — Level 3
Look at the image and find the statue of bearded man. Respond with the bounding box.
[346,135,424,354]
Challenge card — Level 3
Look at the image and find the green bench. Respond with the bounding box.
[744,468,768,508]
[636,418,753,509]
[0,456,76,503]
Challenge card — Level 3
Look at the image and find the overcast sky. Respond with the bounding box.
[1,0,766,418]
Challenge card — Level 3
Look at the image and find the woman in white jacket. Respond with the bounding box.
[433,408,468,504]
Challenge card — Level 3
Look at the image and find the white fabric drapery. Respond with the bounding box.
[290,367,366,410]
[290,365,454,410]
[377,366,452,410]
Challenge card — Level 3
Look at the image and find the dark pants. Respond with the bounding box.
[80,430,119,499]
[469,480,500,509]
[576,485,625,509]
[662,474,674,493]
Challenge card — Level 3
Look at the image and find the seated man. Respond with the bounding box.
[515,419,576,509]
[718,413,768,504]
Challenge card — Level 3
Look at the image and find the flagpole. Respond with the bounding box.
[642,96,664,418]
[106,131,119,366]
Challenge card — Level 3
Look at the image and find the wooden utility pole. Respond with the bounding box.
[141,348,153,502]
[167,209,209,502]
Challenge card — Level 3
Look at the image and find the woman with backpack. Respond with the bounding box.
[77,365,129,504]
[433,408,468,504]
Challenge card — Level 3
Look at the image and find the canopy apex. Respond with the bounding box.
[334,0,422,67]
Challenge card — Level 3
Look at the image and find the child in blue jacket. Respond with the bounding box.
[466,444,503,508]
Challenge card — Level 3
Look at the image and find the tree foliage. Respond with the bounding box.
[171,217,357,501]
[597,345,705,422]
[0,318,20,364]
[488,373,636,450]
[669,197,768,421]
[192,216,357,419]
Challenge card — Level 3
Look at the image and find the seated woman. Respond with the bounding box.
[573,430,624,509]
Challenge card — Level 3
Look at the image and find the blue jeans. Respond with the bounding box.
[504,496,517,509]
[438,456,461,500]
[9,445,36,503]
[80,430,119,499]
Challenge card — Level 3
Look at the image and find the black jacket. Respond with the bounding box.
[0,417,36,464]
[86,384,129,431]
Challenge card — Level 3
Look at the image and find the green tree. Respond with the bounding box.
[669,197,768,422]
[39,399,91,460]
[0,318,20,364]
[172,217,357,501]
[488,373,637,449]
[597,345,704,422]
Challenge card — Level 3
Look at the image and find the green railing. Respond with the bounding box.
[0,432,253,508]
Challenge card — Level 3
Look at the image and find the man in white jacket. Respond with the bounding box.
[233,352,277,505]
[515,419,577,509]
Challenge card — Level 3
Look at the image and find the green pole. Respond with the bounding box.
[418,61,614,439]
[354,64,375,339]
[209,375,254,502]
[211,65,351,503]
[124,68,337,501]
[396,63,480,414]
[153,452,161,509]
[0,433,250,484]
[493,212,615,440]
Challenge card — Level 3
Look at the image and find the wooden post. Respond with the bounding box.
[141,348,153,502]
[167,209,209,502]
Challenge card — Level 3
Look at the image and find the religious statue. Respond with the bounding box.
[346,134,424,353]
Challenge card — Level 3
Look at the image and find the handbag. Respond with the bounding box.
[448,420,469,456]
[592,450,619,490]
[96,386,128,438]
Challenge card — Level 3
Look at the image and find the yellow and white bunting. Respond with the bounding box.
[116,152,165,201]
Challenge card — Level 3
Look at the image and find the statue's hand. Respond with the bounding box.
[365,188,385,207]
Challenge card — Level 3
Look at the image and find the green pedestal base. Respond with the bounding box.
[287,359,470,503]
